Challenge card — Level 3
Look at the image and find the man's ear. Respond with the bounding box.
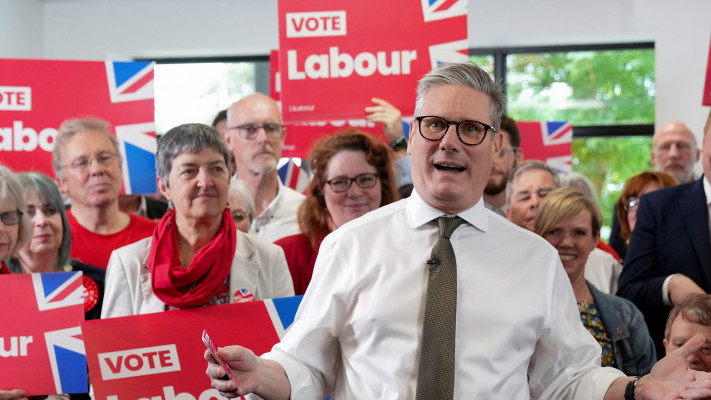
[493,132,503,156]
[407,121,415,156]
[56,175,69,196]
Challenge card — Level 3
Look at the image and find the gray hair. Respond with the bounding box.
[53,118,120,178]
[0,165,32,257]
[228,176,255,221]
[12,173,72,269]
[506,160,561,207]
[415,62,507,130]
[156,123,231,186]
[561,172,598,204]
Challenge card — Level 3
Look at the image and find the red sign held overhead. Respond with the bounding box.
[0,58,156,194]
[277,0,469,124]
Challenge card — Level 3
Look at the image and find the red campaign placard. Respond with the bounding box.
[703,35,711,106]
[83,296,302,400]
[0,58,157,194]
[518,121,573,173]
[277,0,468,124]
[270,50,410,158]
[0,272,86,395]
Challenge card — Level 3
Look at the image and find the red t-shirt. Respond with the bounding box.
[67,210,157,269]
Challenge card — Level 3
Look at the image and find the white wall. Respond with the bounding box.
[1,0,709,138]
[0,0,43,58]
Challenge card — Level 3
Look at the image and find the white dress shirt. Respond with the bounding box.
[249,179,305,243]
[259,190,624,399]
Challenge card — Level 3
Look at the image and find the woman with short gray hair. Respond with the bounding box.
[102,123,293,318]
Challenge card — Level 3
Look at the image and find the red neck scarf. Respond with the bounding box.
[148,208,236,308]
[0,260,12,274]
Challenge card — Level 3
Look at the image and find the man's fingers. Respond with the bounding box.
[673,334,707,359]
[371,97,394,107]
[0,390,27,400]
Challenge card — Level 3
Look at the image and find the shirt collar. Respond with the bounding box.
[406,188,489,233]
[703,176,711,206]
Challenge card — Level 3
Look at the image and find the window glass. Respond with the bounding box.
[572,135,653,240]
[506,49,655,126]
[154,61,267,134]
[469,54,494,78]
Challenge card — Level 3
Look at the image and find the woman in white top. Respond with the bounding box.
[101,123,293,318]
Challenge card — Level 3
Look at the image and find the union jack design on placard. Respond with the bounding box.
[32,271,84,311]
[105,60,155,103]
[421,0,467,22]
[518,121,573,174]
[115,122,157,194]
[278,159,311,193]
[541,121,573,146]
[45,326,87,394]
[428,40,469,69]
[234,289,255,303]
[264,296,303,339]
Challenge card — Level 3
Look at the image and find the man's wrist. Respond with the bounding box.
[625,375,643,400]
[390,135,408,150]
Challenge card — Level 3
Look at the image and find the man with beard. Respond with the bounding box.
[225,94,304,242]
[483,115,523,216]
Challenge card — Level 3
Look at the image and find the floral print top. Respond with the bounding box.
[579,302,616,368]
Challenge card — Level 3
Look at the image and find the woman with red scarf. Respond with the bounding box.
[101,123,293,317]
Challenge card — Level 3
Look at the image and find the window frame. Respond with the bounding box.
[469,42,655,137]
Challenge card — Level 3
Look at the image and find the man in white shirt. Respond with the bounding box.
[225,94,305,242]
[206,63,711,399]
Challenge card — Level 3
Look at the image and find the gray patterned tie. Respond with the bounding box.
[416,216,465,400]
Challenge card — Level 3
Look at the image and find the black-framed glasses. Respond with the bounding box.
[624,197,640,212]
[325,173,380,193]
[415,115,496,146]
[0,210,22,226]
[228,123,285,140]
[61,152,119,171]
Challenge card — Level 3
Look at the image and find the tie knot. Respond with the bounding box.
[437,216,465,239]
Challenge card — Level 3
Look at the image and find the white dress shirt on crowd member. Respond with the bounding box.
[248,179,305,243]
[258,190,624,399]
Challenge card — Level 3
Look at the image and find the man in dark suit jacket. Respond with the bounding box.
[618,112,711,358]
[609,121,700,260]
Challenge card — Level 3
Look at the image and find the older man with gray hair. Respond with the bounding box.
[505,160,560,231]
[52,118,156,269]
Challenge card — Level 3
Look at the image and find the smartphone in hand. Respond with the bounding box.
[203,329,238,384]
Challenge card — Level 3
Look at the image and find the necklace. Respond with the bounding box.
[578,286,589,306]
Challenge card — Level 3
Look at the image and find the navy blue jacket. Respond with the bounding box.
[589,283,656,375]
[618,179,711,357]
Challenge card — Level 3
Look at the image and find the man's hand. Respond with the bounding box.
[365,98,404,143]
[669,275,707,306]
[0,389,27,400]
[638,334,711,399]
[205,346,290,400]
[205,346,260,398]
